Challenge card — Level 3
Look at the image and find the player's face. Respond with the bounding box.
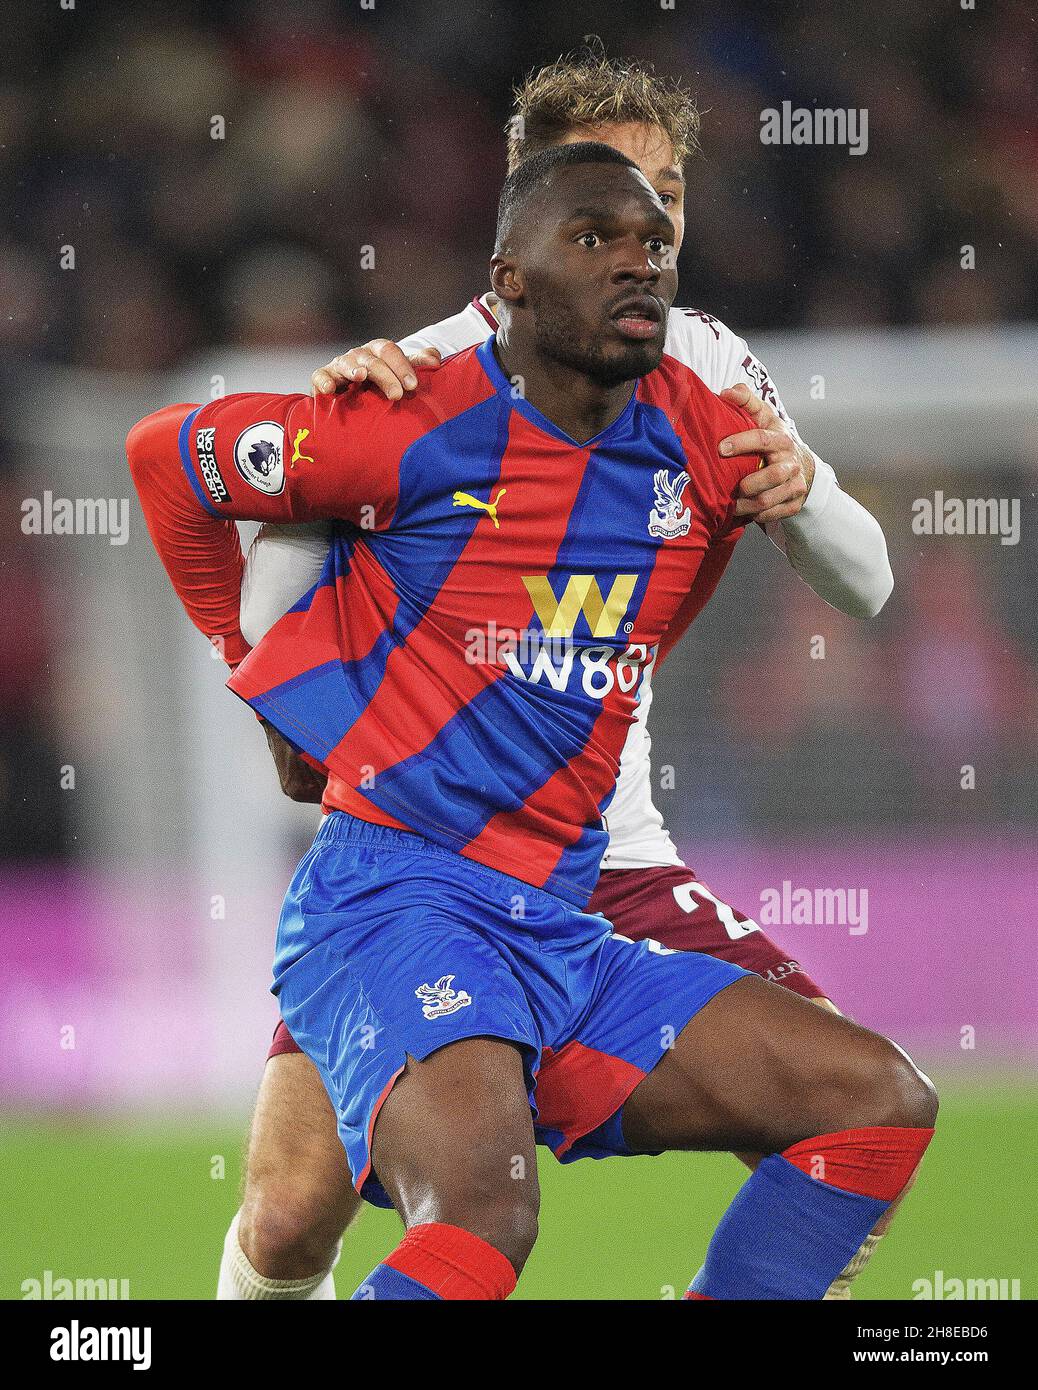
[521,163,678,388]
[557,122,686,250]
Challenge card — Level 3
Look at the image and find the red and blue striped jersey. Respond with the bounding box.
[131,338,759,905]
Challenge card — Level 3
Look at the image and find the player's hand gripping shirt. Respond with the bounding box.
[129,338,759,905]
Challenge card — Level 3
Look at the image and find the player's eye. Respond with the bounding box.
[646,237,668,255]
[657,191,676,207]
[576,232,602,249]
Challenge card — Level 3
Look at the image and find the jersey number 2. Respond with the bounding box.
[672,880,760,941]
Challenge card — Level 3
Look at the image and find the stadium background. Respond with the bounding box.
[2,0,1035,1300]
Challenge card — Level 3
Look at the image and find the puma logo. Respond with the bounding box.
[291,428,314,465]
[452,487,506,529]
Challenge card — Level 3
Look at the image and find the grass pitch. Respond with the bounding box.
[2,1073,1033,1300]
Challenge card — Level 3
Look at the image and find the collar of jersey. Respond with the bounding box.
[476,335,638,450]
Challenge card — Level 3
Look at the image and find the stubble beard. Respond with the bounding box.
[530,295,663,389]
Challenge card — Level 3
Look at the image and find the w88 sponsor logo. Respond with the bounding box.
[503,637,655,700]
[465,571,654,700]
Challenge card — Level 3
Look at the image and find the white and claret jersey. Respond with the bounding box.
[241,296,893,871]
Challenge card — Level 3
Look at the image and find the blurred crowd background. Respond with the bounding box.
[6,0,1038,369]
[4,0,1037,369]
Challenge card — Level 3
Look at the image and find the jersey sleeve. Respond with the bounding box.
[667,309,893,619]
[127,382,426,662]
[173,386,417,528]
[126,402,251,666]
[720,335,801,441]
[713,396,762,533]
[236,301,494,649]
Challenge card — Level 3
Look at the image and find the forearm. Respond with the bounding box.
[766,458,893,618]
[126,403,250,664]
[240,522,332,646]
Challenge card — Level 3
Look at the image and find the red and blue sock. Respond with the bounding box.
[685,1126,934,1300]
[351,1222,517,1301]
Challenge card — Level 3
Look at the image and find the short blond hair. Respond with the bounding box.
[507,46,700,174]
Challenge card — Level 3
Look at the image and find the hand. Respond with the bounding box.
[311,340,442,399]
[719,383,816,524]
[261,720,328,804]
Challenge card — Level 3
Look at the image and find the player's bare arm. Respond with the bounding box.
[261,720,327,804]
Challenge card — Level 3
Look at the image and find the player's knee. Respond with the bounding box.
[870,1040,938,1130]
[829,1032,939,1133]
[431,1168,540,1274]
[239,1185,343,1279]
[461,1188,539,1275]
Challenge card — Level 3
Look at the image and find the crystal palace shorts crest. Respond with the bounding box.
[273,811,748,1207]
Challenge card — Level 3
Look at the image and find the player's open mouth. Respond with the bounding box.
[609,295,663,340]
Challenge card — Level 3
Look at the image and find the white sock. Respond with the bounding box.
[217,1209,340,1300]
[823,1232,882,1300]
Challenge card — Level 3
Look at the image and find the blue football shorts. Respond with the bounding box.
[273,811,748,1207]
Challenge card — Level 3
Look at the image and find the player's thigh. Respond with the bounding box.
[245,1050,359,1229]
[371,1037,539,1236]
[622,972,928,1156]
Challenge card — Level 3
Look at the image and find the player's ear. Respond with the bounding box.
[490,254,523,306]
